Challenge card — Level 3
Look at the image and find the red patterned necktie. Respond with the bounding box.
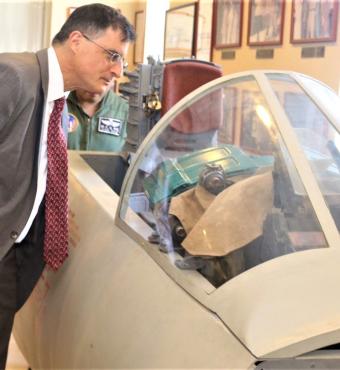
[44,97,69,270]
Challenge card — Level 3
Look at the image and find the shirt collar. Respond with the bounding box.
[47,47,67,103]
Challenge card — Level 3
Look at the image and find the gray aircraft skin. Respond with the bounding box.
[13,71,340,369]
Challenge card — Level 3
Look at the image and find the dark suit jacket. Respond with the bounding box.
[0,49,49,261]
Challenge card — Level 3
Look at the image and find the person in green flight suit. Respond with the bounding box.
[67,84,128,151]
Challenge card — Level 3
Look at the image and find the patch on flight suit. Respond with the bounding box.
[68,113,79,133]
[98,117,122,136]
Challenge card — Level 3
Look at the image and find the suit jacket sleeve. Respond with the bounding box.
[0,62,21,133]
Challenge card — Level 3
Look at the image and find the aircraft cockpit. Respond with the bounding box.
[118,71,340,289]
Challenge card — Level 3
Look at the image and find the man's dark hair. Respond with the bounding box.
[52,3,135,45]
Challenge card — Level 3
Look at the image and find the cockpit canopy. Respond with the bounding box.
[118,71,340,288]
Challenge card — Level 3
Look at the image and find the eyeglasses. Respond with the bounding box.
[81,33,128,69]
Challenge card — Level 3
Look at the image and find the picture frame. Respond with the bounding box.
[164,3,198,60]
[247,0,285,46]
[291,0,338,44]
[212,0,243,49]
[133,10,145,64]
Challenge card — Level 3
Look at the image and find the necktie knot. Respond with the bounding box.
[54,96,65,110]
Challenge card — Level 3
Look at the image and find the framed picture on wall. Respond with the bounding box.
[248,0,285,46]
[212,0,243,49]
[291,0,338,43]
[133,11,145,64]
[164,3,198,60]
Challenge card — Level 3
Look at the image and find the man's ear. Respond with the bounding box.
[68,31,83,52]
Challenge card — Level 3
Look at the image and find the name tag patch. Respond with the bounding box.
[98,117,122,136]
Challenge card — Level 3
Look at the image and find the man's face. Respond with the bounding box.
[72,27,129,94]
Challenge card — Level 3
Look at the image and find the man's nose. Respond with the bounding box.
[110,63,123,78]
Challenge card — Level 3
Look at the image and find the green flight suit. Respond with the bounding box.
[67,90,129,151]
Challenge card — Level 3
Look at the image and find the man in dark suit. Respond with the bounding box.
[0,4,135,368]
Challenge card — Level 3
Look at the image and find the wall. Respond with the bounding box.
[212,0,340,92]
[168,0,340,92]
[143,0,169,62]
[48,0,340,91]
[170,0,193,7]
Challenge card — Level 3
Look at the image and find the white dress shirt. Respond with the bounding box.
[17,47,66,242]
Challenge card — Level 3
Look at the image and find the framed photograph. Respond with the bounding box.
[164,3,198,60]
[291,0,338,43]
[248,0,285,46]
[212,0,243,49]
[133,11,145,64]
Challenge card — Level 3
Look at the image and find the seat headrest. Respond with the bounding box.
[161,60,223,133]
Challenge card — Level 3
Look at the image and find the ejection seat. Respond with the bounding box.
[157,59,223,151]
[148,59,223,250]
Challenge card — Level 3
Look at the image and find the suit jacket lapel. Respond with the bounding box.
[36,49,49,100]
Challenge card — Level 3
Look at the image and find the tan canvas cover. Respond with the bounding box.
[182,171,273,256]
[169,185,216,233]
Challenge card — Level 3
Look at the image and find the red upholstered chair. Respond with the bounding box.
[159,59,223,151]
